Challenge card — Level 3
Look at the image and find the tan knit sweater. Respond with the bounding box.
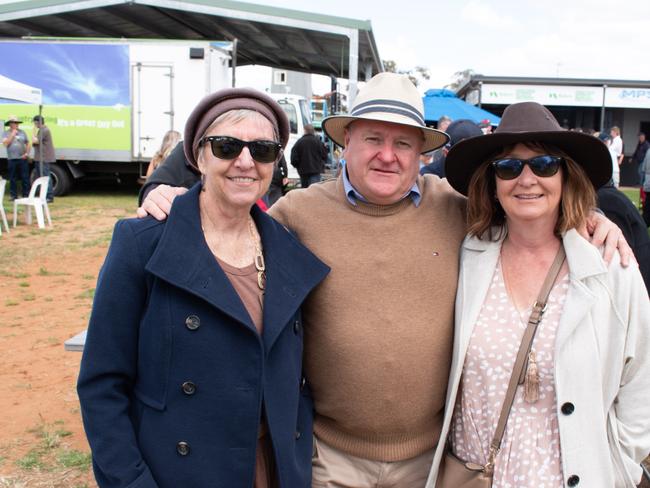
[270,174,467,461]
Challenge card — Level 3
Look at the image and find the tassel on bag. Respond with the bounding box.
[524,350,540,403]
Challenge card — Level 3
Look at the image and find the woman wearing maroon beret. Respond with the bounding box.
[78,88,329,488]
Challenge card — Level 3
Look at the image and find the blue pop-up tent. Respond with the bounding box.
[423,88,500,126]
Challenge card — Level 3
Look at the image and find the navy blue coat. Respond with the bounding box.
[77,184,330,488]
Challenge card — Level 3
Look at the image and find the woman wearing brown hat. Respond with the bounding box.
[77,88,329,488]
[427,102,650,488]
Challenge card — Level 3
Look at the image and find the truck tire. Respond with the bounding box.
[49,163,73,196]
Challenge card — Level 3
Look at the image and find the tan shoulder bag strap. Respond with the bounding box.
[483,245,566,474]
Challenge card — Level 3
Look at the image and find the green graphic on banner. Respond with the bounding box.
[1,104,131,150]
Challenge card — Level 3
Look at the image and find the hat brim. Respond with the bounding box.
[445,131,613,196]
[4,119,21,125]
[322,113,449,154]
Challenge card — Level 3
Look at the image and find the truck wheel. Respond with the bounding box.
[49,164,73,196]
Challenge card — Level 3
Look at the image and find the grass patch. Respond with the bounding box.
[38,267,69,277]
[15,449,45,471]
[22,294,36,302]
[5,300,18,306]
[80,234,113,248]
[56,449,91,470]
[81,274,94,280]
[621,188,640,208]
[18,282,29,287]
[75,289,95,300]
[15,421,92,474]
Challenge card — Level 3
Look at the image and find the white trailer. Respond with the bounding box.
[0,38,231,194]
[0,38,311,194]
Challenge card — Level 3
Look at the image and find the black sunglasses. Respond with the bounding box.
[200,136,282,163]
[491,155,564,180]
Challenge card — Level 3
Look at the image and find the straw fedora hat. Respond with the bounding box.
[445,101,612,196]
[321,72,449,153]
[4,115,22,125]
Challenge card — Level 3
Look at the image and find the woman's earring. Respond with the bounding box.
[201,173,206,191]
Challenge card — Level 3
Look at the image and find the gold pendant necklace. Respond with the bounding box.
[248,217,266,292]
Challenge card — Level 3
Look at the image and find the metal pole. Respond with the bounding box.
[38,104,43,176]
[347,29,359,106]
[478,81,483,109]
[231,38,238,88]
[600,84,607,132]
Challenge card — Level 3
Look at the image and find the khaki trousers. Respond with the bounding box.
[312,436,435,488]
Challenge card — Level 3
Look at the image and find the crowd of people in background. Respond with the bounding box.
[2,114,56,203]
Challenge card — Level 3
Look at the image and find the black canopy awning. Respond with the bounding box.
[0,0,383,81]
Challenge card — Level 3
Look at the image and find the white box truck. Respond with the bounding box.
[0,38,310,194]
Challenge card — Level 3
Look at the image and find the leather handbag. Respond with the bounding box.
[436,246,566,488]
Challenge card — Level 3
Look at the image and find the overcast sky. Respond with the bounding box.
[2,0,648,94]
[237,0,650,94]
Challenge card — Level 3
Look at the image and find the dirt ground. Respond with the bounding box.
[0,182,138,487]
[0,182,648,488]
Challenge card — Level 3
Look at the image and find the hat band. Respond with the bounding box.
[352,106,425,126]
[352,98,424,125]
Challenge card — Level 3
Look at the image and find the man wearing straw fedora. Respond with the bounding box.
[2,115,31,200]
[138,73,631,486]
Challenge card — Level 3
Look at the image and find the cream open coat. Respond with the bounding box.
[425,229,650,488]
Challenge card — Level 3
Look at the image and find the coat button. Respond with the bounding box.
[293,319,301,334]
[181,381,196,395]
[185,315,200,330]
[567,474,580,486]
[561,402,575,415]
[176,441,190,456]
[300,377,306,390]
[294,430,301,440]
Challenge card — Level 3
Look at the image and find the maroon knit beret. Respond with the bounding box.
[183,87,290,170]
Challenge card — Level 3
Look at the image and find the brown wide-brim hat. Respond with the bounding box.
[445,101,612,196]
[322,72,449,154]
[183,87,290,170]
[4,115,22,125]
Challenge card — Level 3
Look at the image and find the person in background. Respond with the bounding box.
[642,148,650,227]
[419,150,435,171]
[267,154,288,206]
[420,119,482,178]
[437,115,452,132]
[597,181,650,293]
[2,115,31,200]
[145,130,181,180]
[78,88,329,488]
[632,132,650,185]
[600,132,620,188]
[427,102,650,488]
[610,126,624,185]
[478,118,493,134]
[32,115,56,203]
[290,124,328,188]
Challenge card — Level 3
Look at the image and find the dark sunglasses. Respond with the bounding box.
[491,155,564,180]
[200,136,282,163]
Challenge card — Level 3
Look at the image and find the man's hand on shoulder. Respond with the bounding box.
[582,211,634,267]
[136,184,188,221]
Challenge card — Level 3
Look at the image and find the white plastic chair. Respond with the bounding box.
[13,176,52,229]
[0,178,9,235]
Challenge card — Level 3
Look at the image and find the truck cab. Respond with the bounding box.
[269,93,312,181]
